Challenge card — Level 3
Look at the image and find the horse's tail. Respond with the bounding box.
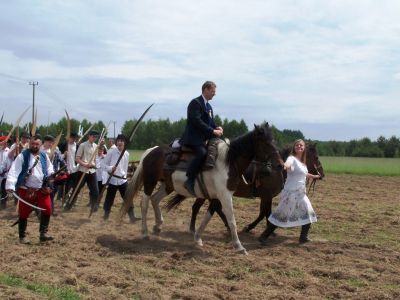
[119,146,157,221]
[164,193,186,212]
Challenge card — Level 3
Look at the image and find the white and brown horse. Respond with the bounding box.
[121,123,283,254]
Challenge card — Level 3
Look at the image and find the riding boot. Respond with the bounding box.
[299,223,311,244]
[128,206,140,223]
[258,223,277,246]
[18,218,30,244]
[204,139,218,169]
[39,215,54,242]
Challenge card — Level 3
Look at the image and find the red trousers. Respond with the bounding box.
[17,188,52,218]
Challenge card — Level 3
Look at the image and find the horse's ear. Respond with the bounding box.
[254,124,258,130]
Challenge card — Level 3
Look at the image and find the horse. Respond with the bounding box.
[182,143,324,234]
[120,123,283,254]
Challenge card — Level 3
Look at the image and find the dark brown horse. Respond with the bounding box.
[121,123,283,254]
[185,143,324,234]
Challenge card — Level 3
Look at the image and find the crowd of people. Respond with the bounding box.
[0,129,137,244]
[0,80,320,246]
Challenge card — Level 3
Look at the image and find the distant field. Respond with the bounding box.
[128,150,400,176]
[321,156,400,176]
[128,149,145,161]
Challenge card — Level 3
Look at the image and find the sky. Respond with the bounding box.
[0,0,399,141]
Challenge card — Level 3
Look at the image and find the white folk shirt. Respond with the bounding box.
[66,142,78,174]
[76,141,97,174]
[102,147,129,186]
[0,147,11,179]
[6,151,54,191]
[96,154,107,182]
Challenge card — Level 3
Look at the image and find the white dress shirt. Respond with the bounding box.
[102,147,129,186]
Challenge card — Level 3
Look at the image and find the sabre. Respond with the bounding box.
[89,103,154,218]
[0,112,4,127]
[12,192,46,211]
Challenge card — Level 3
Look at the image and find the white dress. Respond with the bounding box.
[268,155,317,228]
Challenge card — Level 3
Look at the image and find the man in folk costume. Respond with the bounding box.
[102,134,139,222]
[6,134,55,244]
[63,132,79,196]
[0,136,11,209]
[41,135,66,215]
[73,130,100,210]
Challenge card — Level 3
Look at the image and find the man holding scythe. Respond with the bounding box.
[102,134,139,222]
[6,134,55,244]
[70,130,101,210]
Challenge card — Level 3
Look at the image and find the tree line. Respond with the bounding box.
[1,117,399,158]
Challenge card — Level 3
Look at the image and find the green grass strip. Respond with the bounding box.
[321,156,400,176]
[0,273,81,300]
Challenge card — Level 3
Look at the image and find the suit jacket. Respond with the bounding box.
[180,95,216,146]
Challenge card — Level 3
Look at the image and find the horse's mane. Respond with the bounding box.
[226,125,273,166]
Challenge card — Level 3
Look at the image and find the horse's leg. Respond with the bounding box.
[150,183,168,235]
[243,196,266,232]
[194,209,213,247]
[220,195,247,255]
[190,198,206,233]
[210,199,229,232]
[140,193,151,239]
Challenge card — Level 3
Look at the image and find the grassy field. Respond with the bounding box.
[129,149,400,176]
[321,156,400,176]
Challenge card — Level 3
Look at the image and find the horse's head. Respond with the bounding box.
[253,123,284,168]
[306,143,324,179]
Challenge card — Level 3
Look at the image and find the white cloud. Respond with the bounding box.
[0,0,399,140]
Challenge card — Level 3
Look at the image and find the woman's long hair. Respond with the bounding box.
[290,139,307,165]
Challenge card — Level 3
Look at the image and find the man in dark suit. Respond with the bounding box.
[181,81,223,196]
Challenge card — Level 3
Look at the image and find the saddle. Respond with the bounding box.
[164,138,221,172]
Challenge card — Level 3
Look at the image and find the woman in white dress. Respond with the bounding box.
[259,139,321,245]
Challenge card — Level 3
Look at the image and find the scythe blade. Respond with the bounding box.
[65,109,71,140]
[5,106,30,143]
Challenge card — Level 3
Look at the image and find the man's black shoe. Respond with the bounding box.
[40,233,54,242]
[184,179,196,197]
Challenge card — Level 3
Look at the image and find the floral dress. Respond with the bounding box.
[268,155,317,227]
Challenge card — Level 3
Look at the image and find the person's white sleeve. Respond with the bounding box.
[102,150,113,173]
[46,155,54,176]
[5,154,23,191]
[285,156,295,172]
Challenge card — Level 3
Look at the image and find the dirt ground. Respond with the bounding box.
[1,174,399,299]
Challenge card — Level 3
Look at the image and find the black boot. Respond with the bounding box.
[103,210,110,221]
[259,224,277,246]
[39,215,54,242]
[299,223,311,244]
[128,207,140,223]
[18,218,30,244]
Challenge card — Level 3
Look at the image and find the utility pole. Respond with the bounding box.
[113,121,116,138]
[29,81,38,129]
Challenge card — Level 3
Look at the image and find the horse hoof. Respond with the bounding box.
[195,239,203,247]
[153,226,161,235]
[194,234,203,246]
[242,226,251,233]
[237,248,248,255]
